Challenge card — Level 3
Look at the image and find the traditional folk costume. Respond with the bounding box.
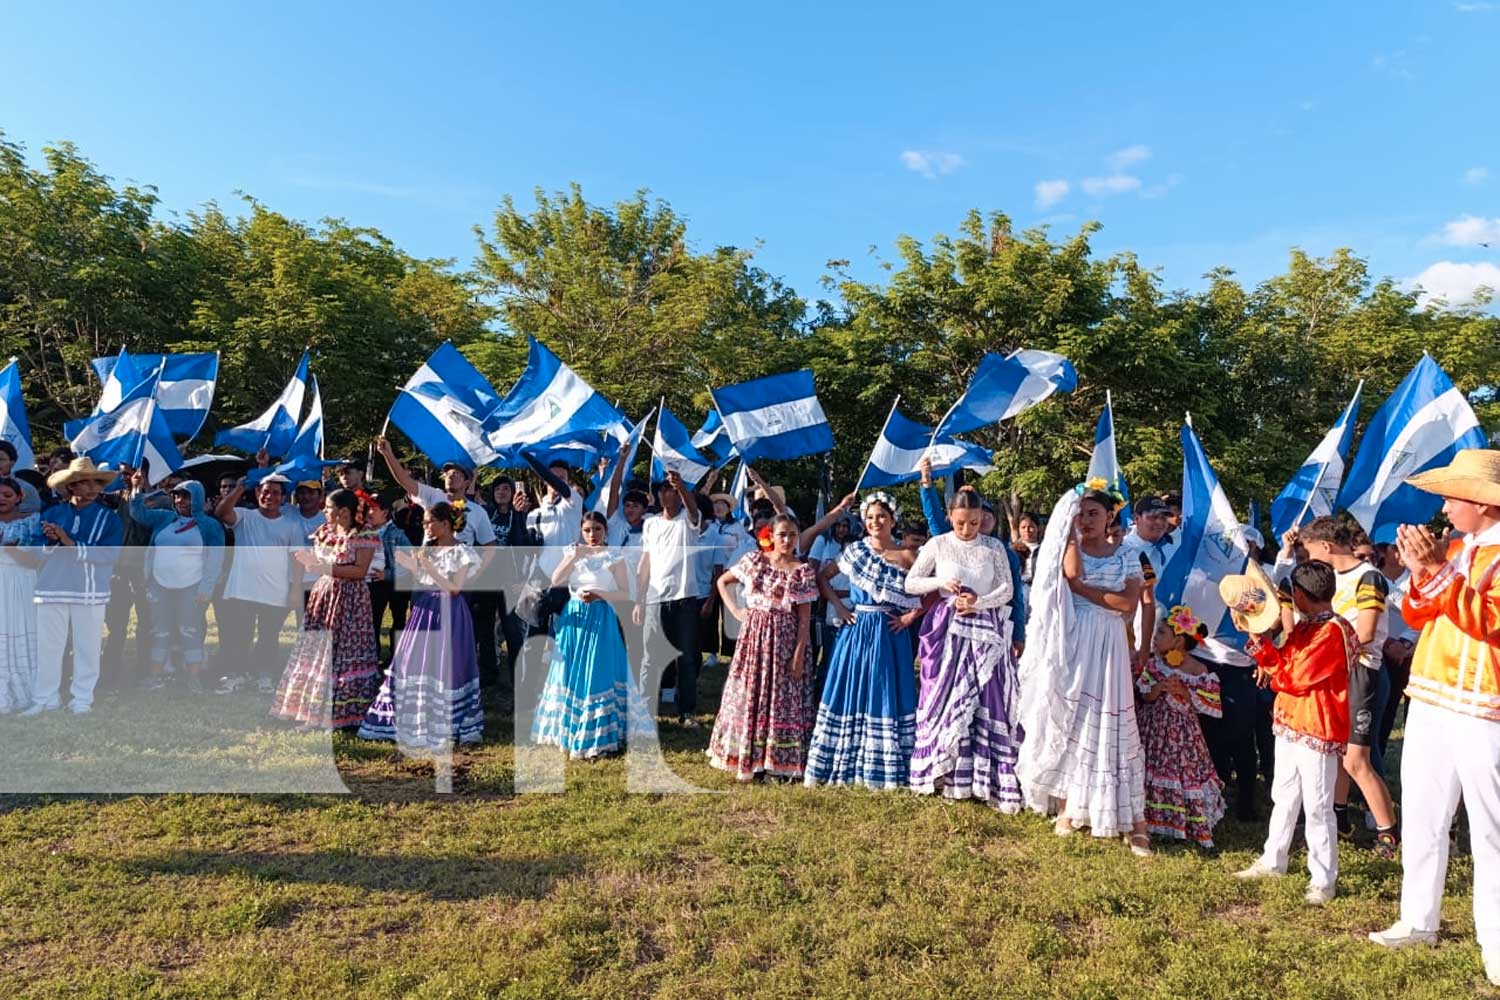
[1368,450,1500,982]
[1136,606,1226,848]
[1016,489,1147,837]
[706,548,818,781]
[905,528,1022,811]
[272,523,382,729]
[804,532,922,789]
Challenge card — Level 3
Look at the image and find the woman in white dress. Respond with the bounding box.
[0,477,41,713]
[1017,483,1151,856]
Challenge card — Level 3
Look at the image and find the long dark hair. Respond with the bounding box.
[326,488,365,528]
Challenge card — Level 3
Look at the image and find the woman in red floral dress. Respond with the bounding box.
[272,489,383,729]
[707,514,818,781]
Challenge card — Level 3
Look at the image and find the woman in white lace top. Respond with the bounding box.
[904,487,1023,811]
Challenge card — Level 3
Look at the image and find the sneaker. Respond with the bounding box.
[257,677,276,694]
[214,675,246,695]
[68,703,92,715]
[1368,921,1437,949]
[1304,884,1336,906]
[1234,859,1284,880]
[19,702,59,718]
[679,715,701,730]
[1126,833,1153,857]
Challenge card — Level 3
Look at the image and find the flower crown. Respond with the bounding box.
[860,491,900,520]
[1166,604,1210,639]
[1075,477,1127,513]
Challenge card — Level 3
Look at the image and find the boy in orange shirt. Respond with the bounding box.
[1228,560,1357,905]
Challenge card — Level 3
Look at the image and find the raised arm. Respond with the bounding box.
[604,439,631,519]
[798,491,855,554]
[744,466,785,516]
[214,480,247,527]
[918,458,950,536]
[376,436,422,500]
[521,452,572,501]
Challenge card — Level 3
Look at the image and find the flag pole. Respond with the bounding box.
[927,397,959,453]
[856,394,901,492]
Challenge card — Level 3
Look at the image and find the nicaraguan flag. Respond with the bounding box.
[711,370,833,464]
[0,358,35,471]
[251,376,339,485]
[64,348,144,443]
[214,351,309,458]
[69,363,184,485]
[651,405,715,487]
[485,338,628,459]
[387,343,504,470]
[1084,391,1132,527]
[1337,354,1487,542]
[1156,420,1252,666]
[858,407,992,489]
[588,409,652,512]
[1270,381,1362,542]
[520,427,614,472]
[691,409,735,462]
[86,351,218,442]
[728,461,750,523]
[934,349,1077,439]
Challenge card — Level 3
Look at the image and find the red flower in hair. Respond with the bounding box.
[756,524,774,551]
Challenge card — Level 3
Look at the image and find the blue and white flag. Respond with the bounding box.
[214,351,309,459]
[1085,391,1132,527]
[87,351,218,442]
[64,348,144,443]
[69,363,184,485]
[1337,355,1487,542]
[485,338,628,460]
[387,343,504,470]
[711,370,833,464]
[0,358,35,472]
[588,409,652,513]
[691,409,735,462]
[1270,381,1363,543]
[520,427,613,472]
[651,405,715,487]
[934,348,1077,439]
[251,377,341,486]
[1156,420,1252,666]
[857,406,992,489]
[728,460,751,524]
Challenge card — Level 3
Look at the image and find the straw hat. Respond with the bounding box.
[1405,448,1500,507]
[1217,558,1282,635]
[754,484,786,505]
[46,457,117,491]
[709,493,736,510]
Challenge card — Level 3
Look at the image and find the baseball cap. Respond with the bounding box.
[1133,496,1171,517]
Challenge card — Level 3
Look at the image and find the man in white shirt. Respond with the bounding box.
[1117,496,1174,667]
[633,471,705,727]
[522,456,582,582]
[213,475,305,693]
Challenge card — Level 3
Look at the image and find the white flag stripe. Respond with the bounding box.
[1344,387,1481,525]
[486,363,596,449]
[721,395,826,444]
[398,386,500,466]
[869,437,993,478]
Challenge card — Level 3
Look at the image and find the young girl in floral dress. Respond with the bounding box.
[273,489,382,729]
[1137,607,1227,849]
[707,514,819,781]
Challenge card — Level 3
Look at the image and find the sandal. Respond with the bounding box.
[1054,816,1076,837]
[1126,833,1152,857]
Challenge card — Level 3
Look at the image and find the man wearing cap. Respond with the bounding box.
[1119,496,1175,667]
[214,475,306,694]
[23,458,124,715]
[1369,449,1500,985]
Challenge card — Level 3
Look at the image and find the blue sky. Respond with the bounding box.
[4,1,1498,311]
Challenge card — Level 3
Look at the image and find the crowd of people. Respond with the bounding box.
[0,432,1495,983]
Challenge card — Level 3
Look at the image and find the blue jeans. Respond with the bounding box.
[148,584,206,670]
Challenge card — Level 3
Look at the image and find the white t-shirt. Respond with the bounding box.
[640,507,704,604]
[527,491,580,579]
[223,508,306,607]
[153,518,205,590]
[410,484,496,548]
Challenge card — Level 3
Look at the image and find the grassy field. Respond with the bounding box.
[1,662,1494,1000]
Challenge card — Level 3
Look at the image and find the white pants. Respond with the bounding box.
[1259,735,1340,888]
[33,603,107,710]
[1400,699,1500,957]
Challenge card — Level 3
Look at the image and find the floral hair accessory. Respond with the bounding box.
[1074,478,1126,513]
[860,491,900,521]
[1166,605,1201,636]
[448,497,469,534]
[756,523,774,551]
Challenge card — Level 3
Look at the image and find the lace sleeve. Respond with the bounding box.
[903,537,943,596]
[970,538,1015,610]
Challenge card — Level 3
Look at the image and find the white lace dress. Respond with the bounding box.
[1016,491,1147,837]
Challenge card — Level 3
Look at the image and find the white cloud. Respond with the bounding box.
[1465,166,1490,185]
[1034,179,1070,209]
[1141,173,1184,200]
[1439,215,1500,245]
[1407,261,1500,308]
[1455,2,1496,12]
[1081,174,1142,197]
[1106,144,1151,172]
[900,150,964,179]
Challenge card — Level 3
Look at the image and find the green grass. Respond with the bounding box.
[1,663,1494,999]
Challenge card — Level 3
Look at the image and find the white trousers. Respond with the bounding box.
[1399,699,1500,957]
[33,603,107,710]
[1258,735,1340,889]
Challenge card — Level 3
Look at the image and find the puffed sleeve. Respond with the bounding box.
[789,562,818,605]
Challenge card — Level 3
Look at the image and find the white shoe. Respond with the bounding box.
[1304,884,1335,906]
[1234,859,1284,880]
[19,702,59,718]
[69,703,93,715]
[1367,921,1437,949]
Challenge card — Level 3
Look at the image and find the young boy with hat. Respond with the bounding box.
[1230,559,1356,906]
[1369,449,1500,986]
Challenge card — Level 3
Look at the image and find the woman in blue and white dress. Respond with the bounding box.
[532,510,640,758]
[804,493,926,789]
[0,476,41,713]
[1017,484,1151,856]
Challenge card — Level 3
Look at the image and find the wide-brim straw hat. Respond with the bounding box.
[1218,558,1282,635]
[709,493,736,510]
[46,457,117,491]
[754,485,786,505]
[1405,448,1500,506]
